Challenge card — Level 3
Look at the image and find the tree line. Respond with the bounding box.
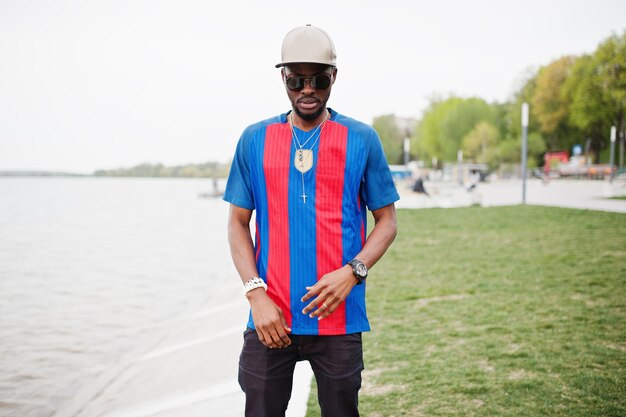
[94,161,230,178]
[373,31,625,169]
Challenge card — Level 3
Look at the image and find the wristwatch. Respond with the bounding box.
[348,259,368,285]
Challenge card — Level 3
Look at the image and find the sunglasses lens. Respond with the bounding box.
[286,75,332,91]
[286,77,304,91]
[312,75,331,90]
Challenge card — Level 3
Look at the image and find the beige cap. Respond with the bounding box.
[275,24,337,68]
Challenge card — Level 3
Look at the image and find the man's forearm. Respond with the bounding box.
[227,207,259,284]
[353,203,397,269]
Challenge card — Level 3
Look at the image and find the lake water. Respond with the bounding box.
[0,177,239,417]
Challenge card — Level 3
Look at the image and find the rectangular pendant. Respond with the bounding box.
[294,149,313,173]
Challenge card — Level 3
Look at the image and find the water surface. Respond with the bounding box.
[0,177,234,417]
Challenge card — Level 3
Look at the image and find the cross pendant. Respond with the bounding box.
[301,193,307,204]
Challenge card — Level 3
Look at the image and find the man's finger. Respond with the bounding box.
[309,300,331,318]
[277,319,291,346]
[302,296,323,315]
[305,297,335,317]
[318,305,335,320]
[266,328,280,348]
[281,317,292,334]
[277,329,291,346]
[260,326,280,348]
[301,285,320,302]
[270,327,290,348]
[257,330,269,347]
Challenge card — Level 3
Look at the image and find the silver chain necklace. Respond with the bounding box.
[291,112,326,149]
[289,111,329,204]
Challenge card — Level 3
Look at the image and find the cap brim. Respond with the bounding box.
[275,61,335,68]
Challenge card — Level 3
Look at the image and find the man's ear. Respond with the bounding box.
[332,67,338,84]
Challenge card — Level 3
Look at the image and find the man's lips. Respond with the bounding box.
[297,99,320,110]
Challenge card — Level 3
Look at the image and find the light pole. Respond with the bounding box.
[457,149,463,185]
[403,137,410,166]
[610,126,616,183]
[521,103,529,204]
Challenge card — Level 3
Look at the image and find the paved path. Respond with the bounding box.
[397,178,626,213]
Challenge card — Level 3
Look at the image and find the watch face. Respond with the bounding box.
[355,263,367,277]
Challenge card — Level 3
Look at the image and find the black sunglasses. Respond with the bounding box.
[285,74,332,91]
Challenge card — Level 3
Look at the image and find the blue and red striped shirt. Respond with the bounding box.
[224,109,399,335]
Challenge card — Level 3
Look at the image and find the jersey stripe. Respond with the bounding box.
[343,128,370,333]
[263,123,293,328]
[315,121,348,334]
[288,136,319,334]
[250,131,268,283]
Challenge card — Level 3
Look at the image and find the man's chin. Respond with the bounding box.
[294,106,324,121]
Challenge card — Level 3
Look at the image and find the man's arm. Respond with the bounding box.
[227,204,292,348]
[301,203,397,320]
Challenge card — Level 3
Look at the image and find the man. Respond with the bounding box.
[223,24,399,417]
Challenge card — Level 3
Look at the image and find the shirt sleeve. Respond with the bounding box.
[360,129,400,211]
[222,134,255,210]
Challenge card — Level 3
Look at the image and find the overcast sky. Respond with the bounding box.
[1,0,625,173]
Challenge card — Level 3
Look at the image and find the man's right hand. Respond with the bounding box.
[247,289,292,348]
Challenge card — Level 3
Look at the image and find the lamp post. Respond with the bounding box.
[403,137,410,166]
[521,103,529,205]
[457,149,463,185]
[610,126,616,183]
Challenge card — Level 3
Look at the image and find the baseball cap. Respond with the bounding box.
[275,24,337,68]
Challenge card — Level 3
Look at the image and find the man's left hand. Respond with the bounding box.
[301,265,356,320]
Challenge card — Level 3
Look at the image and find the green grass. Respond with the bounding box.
[306,205,626,416]
[608,195,626,200]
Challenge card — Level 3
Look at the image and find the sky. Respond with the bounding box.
[1,0,625,174]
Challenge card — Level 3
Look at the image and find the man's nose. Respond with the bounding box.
[301,79,316,94]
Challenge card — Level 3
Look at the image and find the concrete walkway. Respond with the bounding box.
[397,178,626,213]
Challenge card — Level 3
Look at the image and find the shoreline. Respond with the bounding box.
[53,282,313,417]
[51,283,249,417]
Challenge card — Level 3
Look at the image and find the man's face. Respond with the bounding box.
[282,63,337,121]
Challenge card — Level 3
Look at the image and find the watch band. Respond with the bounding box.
[242,277,267,296]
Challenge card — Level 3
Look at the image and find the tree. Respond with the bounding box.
[565,31,625,162]
[595,31,626,142]
[412,96,498,163]
[93,161,230,177]
[531,56,579,151]
[497,132,546,167]
[372,114,405,165]
[462,122,499,168]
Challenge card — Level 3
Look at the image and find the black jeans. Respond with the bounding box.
[238,328,363,417]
